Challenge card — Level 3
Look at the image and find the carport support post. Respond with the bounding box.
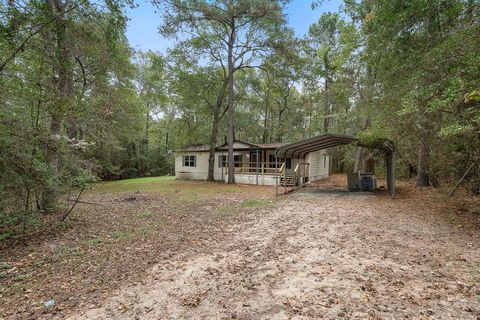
[221,151,224,182]
[256,149,259,185]
[275,154,279,195]
[386,151,395,198]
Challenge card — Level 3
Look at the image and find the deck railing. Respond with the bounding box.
[223,161,284,175]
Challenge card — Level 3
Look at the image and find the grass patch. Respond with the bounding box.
[110,224,156,241]
[211,206,237,218]
[54,246,85,259]
[110,230,136,240]
[89,176,274,200]
[241,199,271,208]
[101,176,173,186]
[14,272,32,282]
[224,186,240,193]
[0,284,8,294]
[91,176,175,194]
[85,235,104,245]
[0,262,12,271]
[175,193,206,206]
[137,208,155,218]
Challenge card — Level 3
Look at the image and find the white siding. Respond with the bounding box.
[306,150,329,181]
[224,174,278,185]
[175,152,210,180]
[175,151,245,181]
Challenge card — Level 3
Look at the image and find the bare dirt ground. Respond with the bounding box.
[0,179,275,319]
[66,187,480,319]
[2,177,480,319]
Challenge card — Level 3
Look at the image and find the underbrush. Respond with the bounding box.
[0,210,44,241]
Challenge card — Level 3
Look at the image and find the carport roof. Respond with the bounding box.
[275,133,394,158]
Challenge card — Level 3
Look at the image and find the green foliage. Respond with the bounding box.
[356,126,387,145]
[0,211,43,241]
[342,0,480,185]
[0,0,156,238]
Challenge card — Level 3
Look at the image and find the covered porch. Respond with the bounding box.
[222,158,309,186]
[216,142,300,186]
[218,140,330,186]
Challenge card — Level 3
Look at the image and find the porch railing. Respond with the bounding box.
[223,161,285,175]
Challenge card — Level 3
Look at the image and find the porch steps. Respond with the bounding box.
[280,175,297,187]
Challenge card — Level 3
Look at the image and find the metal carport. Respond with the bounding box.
[274,133,395,197]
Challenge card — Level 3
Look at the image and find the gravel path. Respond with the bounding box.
[67,193,480,319]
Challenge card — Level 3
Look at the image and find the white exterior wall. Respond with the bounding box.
[306,150,329,182]
[175,150,245,181]
[175,152,210,180]
[224,174,278,186]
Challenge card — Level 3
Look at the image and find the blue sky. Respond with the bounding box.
[125,0,343,53]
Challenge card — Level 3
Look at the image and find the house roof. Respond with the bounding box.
[175,144,211,152]
[215,140,260,150]
[176,140,289,153]
[255,143,288,149]
[275,133,394,158]
[216,140,289,150]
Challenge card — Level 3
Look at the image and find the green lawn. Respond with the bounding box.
[91,176,176,193]
[90,176,273,198]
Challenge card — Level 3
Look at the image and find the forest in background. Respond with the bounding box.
[1,0,479,238]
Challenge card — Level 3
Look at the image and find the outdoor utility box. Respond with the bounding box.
[348,172,377,191]
[347,173,361,191]
[360,173,376,191]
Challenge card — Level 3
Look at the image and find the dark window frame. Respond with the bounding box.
[183,155,196,167]
[218,154,243,167]
[269,154,291,169]
[233,154,243,167]
[218,155,226,168]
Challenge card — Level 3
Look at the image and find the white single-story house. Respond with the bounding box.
[175,140,329,186]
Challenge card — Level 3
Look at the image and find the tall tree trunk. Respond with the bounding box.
[353,147,364,173]
[277,107,284,142]
[42,0,73,211]
[67,114,76,139]
[226,22,235,184]
[353,119,371,173]
[43,115,61,211]
[145,105,150,152]
[142,108,150,176]
[207,77,228,181]
[416,129,430,187]
[364,152,375,173]
[323,77,329,133]
[263,106,268,143]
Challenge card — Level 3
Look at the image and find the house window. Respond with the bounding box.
[268,154,276,168]
[234,155,242,167]
[285,158,292,169]
[183,155,196,167]
[218,155,226,168]
[323,155,327,168]
[219,155,242,167]
[268,155,290,169]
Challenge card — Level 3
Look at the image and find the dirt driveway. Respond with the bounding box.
[67,191,480,320]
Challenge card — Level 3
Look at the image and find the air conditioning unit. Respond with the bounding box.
[360,173,376,191]
[347,172,376,191]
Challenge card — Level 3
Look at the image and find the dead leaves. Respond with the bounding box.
[180,289,210,307]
